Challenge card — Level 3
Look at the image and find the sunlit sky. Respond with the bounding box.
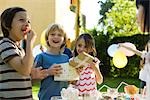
[80,0,100,29]
[56,0,105,41]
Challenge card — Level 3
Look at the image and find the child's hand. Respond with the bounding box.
[118,43,124,47]
[69,58,85,68]
[70,57,84,74]
[23,26,30,35]
[69,59,79,68]
[91,58,100,69]
[90,57,103,84]
[31,67,48,80]
[26,29,36,45]
[69,80,77,85]
[76,66,84,74]
[47,64,62,76]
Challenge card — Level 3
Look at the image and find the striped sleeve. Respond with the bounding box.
[0,38,33,100]
[0,40,19,62]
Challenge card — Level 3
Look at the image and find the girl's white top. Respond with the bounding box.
[141,51,150,99]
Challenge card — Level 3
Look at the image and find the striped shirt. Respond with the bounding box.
[0,38,32,100]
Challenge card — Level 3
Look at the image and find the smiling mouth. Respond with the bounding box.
[52,40,59,43]
[22,27,30,35]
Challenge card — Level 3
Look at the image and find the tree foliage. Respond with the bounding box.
[88,0,147,78]
[99,0,140,38]
[98,0,114,24]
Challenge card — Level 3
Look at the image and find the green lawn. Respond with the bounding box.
[98,77,140,92]
[32,82,40,100]
[32,77,140,100]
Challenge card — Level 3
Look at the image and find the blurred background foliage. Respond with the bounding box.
[84,0,150,78]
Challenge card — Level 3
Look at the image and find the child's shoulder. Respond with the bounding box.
[0,38,3,45]
[61,53,70,59]
[0,38,9,44]
[35,52,45,59]
[0,38,16,49]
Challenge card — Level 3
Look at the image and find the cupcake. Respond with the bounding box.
[124,85,139,96]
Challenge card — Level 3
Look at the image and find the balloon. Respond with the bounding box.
[107,44,119,57]
[113,50,128,68]
[40,30,46,46]
[32,44,47,57]
[119,42,136,57]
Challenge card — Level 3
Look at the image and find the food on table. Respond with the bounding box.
[124,85,139,95]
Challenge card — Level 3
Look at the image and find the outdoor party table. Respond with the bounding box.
[50,93,146,100]
[51,94,146,100]
[51,82,147,100]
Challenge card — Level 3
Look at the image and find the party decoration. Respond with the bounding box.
[113,50,127,68]
[40,30,46,46]
[119,42,136,57]
[124,85,139,96]
[61,85,79,100]
[107,44,119,57]
[32,44,47,57]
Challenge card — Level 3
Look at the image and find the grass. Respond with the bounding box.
[32,77,140,100]
[98,77,140,92]
[32,82,40,100]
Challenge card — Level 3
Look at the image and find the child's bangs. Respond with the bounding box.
[49,25,65,35]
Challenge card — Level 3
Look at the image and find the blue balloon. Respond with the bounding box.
[107,44,119,57]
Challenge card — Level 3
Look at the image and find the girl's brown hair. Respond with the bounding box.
[73,33,97,57]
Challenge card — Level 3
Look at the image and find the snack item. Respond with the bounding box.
[69,52,95,68]
[101,96,113,100]
[61,85,79,100]
[54,63,79,81]
[22,26,30,35]
[124,85,139,95]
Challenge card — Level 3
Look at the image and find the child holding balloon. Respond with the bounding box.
[120,0,149,98]
[120,40,150,96]
[138,41,150,94]
[70,33,103,96]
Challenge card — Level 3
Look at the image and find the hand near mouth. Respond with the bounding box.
[23,27,31,35]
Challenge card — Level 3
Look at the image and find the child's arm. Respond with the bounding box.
[47,64,63,76]
[91,58,103,84]
[119,43,142,56]
[31,67,48,85]
[8,30,36,76]
[31,67,48,80]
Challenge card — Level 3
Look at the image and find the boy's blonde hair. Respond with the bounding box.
[45,23,67,49]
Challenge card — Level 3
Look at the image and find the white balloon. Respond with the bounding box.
[119,42,136,57]
[107,44,119,57]
[32,44,47,57]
